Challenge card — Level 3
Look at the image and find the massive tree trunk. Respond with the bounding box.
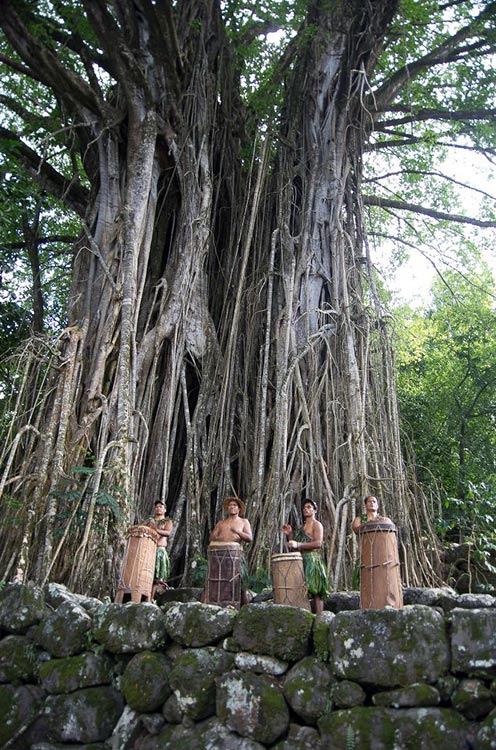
[0,0,440,595]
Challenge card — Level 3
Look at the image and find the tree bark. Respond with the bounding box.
[0,0,442,593]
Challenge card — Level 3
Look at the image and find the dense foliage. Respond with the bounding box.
[395,268,496,588]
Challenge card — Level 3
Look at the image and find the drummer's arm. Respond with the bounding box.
[156,519,173,538]
[351,516,362,535]
[210,522,222,542]
[234,519,253,544]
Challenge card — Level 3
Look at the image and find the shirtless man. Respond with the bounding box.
[351,495,390,534]
[282,499,329,614]
[210,497,253,545]
[147,500,173,594]
[204,496,252,606]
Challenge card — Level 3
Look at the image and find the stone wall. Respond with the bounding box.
[0,583,495,750]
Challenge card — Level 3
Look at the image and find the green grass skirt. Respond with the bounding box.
[294,528,330,598]
[154,547,171,581]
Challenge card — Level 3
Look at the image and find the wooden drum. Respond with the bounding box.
[115,525,159,603]
[271,552,311,611]
[358,520,403,609]
[204,541,242,609]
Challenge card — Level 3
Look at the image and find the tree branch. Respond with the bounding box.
[364,194,496,227]
[365,169,496,202]
[373,1,496,114]
[0,127,88,216]
[375,108,496,129]
[0,1,103,116]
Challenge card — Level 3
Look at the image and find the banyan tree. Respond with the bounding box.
[0,0,493,596]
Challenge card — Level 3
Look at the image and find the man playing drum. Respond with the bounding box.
[204,496,253,607]
[147,500,173,594]
[352,495,390,532]
[282,499,329,614]
[352,495,403,609]
[210,496,253,546]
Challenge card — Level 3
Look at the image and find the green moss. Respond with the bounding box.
[0,686,18,745]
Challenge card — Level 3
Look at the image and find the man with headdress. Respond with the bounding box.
[203,496,252,607]
[147,500,173,595]
[282,498,329,614]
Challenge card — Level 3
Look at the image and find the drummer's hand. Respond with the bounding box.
[288,540,298,550]
[282,524,292,536]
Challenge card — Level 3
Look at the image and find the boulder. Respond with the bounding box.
[312,611,335,661]
[0,683,45,747]
[450,608,496,676]
[34,601,92,657]
[319,706,470,749]
[0,584,49,634]
[44,582,103,615]
[232,603,313,661]
[330,680,366,708]
[282,655,335,724]
[0,634,39,683]
[330,606,449,687]
[45,685,124,742]
[120,651,172,712]
[168,646,234,721]
[135,717,266,750]
[91,603,168,653]
[451,678,494,720]
[272,723,322,750]
[216,670,290,744]
[234,651,289,675]
[474,707,496,750]
[372,683,441,708]
[163,601,236,646]
[38,651,112,694]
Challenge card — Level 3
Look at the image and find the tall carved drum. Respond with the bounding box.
[358,520,403,609]
[115,525,159,603]
[204,541,242,608]
[271,552,311,611]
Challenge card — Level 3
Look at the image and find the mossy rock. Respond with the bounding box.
[330,606,449,687]
[35,600,92,657]
[232,603,313,661]
[282,655,334,724]
[372,683,440,708]
[321,706,469,749]
[38,651,113,694]
[0,634,38,683]
[120,650,172,712]
[168,646,234,721]
[163,601,236,646]
[330,680,366,709]
[312,611,334,661]
[450,608,496,677]
[0,584,49,633]
[0,684,44,747]
[91,603,168,653]
[319,706,396,748]
[451,678,494,720]
[139,717,266,749]
[216,670,290,745]
[475,707,496,750]
[45,686,124,742]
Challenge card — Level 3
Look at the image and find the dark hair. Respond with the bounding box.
[154,500,166,506]
[302,498,318,511]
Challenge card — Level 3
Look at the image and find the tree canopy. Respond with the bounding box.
[0,0,495,595]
